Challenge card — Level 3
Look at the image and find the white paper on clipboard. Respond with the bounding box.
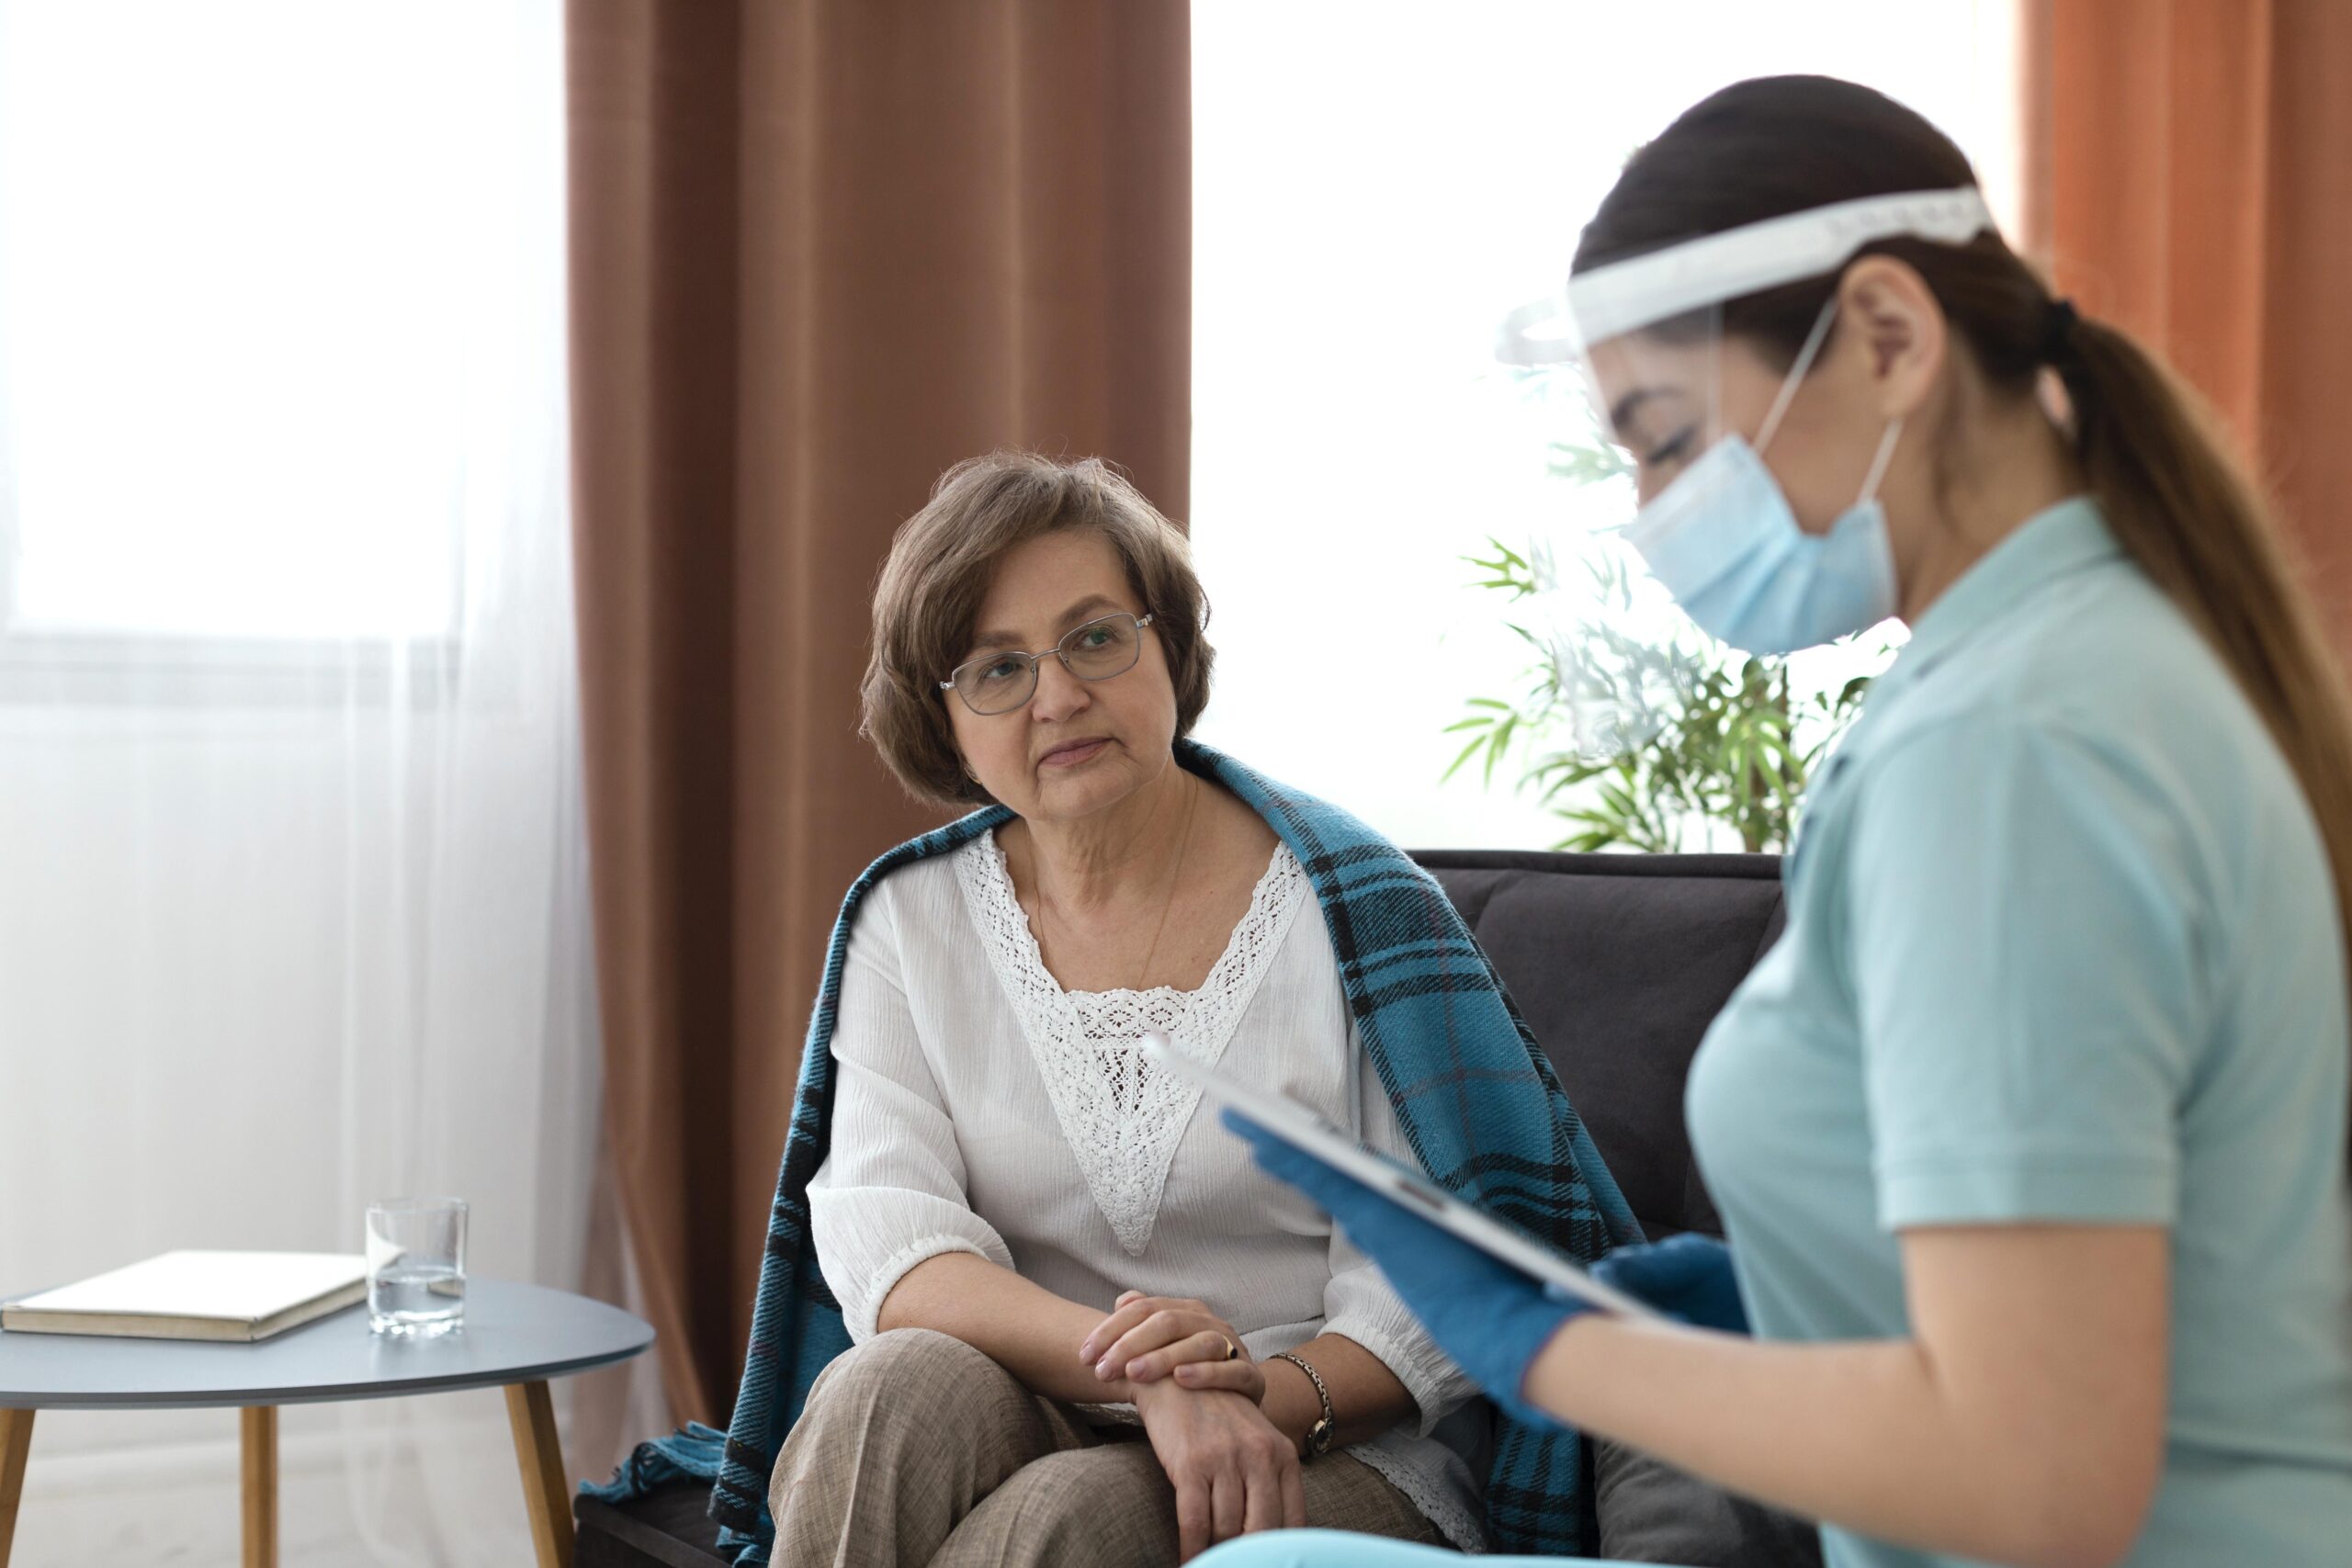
[1142,1032,1660,1322]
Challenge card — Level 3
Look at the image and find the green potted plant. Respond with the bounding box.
[1445,424,1886,853]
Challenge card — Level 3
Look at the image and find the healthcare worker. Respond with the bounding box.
[1194,74,2352,1568]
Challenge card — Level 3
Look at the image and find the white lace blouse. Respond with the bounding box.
[807,831,1490,1550]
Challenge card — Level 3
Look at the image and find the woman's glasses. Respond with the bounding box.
[941,612,1156,716]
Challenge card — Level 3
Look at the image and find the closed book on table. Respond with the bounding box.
[1,1250,369,1342]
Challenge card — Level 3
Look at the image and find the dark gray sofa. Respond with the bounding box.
[576,849,1794,1566]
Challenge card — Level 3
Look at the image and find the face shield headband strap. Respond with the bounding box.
[1497,185,1995,367]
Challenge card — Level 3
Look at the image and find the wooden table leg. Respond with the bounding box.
[241,1405,277,1568]
[504,1380,573,1568]
[0,1408,33,1568]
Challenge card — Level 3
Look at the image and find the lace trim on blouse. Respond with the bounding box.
[955,829,1310,1257]
[1350,1439,1487,1552]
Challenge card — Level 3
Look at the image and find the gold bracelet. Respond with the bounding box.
[1269,1350,1335,1460]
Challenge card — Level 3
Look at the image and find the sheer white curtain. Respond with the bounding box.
[0,3,631,1562]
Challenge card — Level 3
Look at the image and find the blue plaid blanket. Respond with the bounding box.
[584,741,1642,1558]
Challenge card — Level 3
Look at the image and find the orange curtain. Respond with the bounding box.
[2021,0,2352,654]
[566,0,1191,1426]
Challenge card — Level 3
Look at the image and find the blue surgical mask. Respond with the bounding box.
[1622,303,1904,656]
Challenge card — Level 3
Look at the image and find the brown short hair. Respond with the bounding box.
[861,452,1214,807]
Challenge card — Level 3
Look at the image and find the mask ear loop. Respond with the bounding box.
[1753,295,1842,457]
[1857,418,1905,504]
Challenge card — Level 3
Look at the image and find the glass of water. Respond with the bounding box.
[365,1198,469,1337]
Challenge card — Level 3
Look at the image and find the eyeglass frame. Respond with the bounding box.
[938,611,1158,716]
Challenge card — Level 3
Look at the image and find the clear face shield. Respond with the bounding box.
[1487,187,1994,752]
[1479,300,1733,763]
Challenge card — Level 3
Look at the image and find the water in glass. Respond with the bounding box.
[366,1198,468,1336]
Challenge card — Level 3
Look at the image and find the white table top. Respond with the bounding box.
[0,1279,654,1410]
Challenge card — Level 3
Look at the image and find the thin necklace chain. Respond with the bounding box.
[1026,773,1200,992]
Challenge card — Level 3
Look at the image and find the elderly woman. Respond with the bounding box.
[628,452,1636,1567]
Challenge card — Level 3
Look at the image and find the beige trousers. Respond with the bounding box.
[768,1327,1451,1568]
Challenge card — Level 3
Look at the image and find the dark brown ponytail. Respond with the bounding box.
[1578,75,2352,1163]
[2050,321,2352,1064]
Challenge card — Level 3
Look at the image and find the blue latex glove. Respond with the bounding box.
[1223,1109,1591,1427]
[1589,1234,1749,1335]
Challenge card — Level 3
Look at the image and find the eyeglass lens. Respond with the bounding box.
[955,614,1144,715]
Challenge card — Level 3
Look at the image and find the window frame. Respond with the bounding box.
[0,510,469,708]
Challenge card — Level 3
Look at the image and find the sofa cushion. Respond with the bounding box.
[1417,851,1783,1240]
[1595,1438,1824,1566]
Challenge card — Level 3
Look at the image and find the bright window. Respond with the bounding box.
[0,0,548,645]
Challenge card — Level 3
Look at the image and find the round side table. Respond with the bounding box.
[0,1278,653,1568]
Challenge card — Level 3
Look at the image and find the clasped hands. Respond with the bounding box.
[1080,1289,1265,1401]
[1061,1126,1756,1561]
[1077,1291,1305,1560]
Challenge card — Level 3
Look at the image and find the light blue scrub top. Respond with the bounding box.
[1686,496,2352,1568]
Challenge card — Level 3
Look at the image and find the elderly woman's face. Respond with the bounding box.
[948,529,1178,824]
